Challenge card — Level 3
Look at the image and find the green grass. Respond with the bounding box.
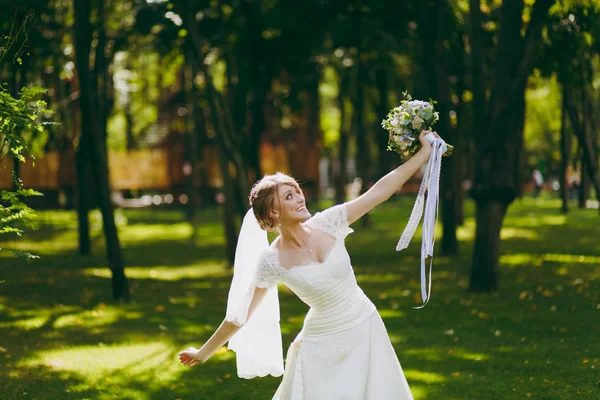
[1,197,599,400]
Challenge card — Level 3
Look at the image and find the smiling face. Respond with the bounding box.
[249,172,310,231]
[272,184,311,226]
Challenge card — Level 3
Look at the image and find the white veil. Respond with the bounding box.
[225,208,284,379]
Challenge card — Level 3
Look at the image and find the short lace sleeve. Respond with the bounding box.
[306,203,354,239]
[255,250,280,289]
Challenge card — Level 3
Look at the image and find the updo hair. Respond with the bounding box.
[249,172,302,231]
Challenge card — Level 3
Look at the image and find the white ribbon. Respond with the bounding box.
[396,133,448,309]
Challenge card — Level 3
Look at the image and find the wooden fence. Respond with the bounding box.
[0,141,320,192]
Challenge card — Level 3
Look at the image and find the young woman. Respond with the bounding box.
[179,130,440,399]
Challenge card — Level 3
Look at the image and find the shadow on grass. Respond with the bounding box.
[1,198,599,399]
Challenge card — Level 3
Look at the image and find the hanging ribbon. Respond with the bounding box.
[396,133,448,309]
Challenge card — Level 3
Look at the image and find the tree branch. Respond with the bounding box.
[513,0,554,90]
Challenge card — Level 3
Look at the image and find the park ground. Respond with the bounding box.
[1,197,599,400]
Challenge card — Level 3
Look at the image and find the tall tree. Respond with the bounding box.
[559,85,570,213]
[73,0,129,301]
[177,0,250,264]
[420,0,464,255]
[353,4,371,227]
[468,0,554,293]
[334,66,351,206]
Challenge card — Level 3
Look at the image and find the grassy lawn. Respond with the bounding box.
[1,197,599,400]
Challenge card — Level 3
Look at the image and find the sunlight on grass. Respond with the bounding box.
[501,253,600,267]
[3,199,599,399]
[456,220,475,241]
[84,263,228,281]
[405,385,429,400]
[22,341,184,400]
[0,315,48,330]
[404,347,447,361]
[356,272,402,283]
[507,213,567,227]
[1,306,80,330]
[379,309,407,319]
[544,253,600,264]
[404,369,446,383]
[23,342,173,372]
[450,348,489,362]
[0,229,81,252]
[500,227,538,240]
[120,223,192,243]
[53,308,143,330]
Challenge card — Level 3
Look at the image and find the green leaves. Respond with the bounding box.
[0,83,48,259]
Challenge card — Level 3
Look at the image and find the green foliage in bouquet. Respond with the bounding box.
[381,91,453,159]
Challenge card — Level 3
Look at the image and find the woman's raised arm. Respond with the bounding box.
[345,131,436,225]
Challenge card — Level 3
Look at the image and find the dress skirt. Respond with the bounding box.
[273,310,414,400]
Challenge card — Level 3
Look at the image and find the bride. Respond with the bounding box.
[179,130,440,399]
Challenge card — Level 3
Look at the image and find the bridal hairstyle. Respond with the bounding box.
[249,172,303,231]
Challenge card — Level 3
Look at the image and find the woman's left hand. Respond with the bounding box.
[178,346,205,367]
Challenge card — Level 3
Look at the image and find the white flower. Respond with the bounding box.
[392,135,409,149]
[400,133,415,146]
[412,116,424,130]
[390,117,399,127]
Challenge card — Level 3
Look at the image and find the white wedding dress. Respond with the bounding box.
[254,204,414,400]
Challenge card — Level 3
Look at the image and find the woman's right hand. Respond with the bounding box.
[418,130,440,157]
[178,346,206,367]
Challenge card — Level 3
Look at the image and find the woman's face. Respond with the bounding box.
[272,184,311,225]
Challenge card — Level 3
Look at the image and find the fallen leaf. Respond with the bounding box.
[519,291,530,300]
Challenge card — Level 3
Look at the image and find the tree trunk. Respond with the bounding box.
[125,57,135,151]
[182,0,249,217]
[454,54,466,226]
[469,200,507,292]
[579,155,589,209]
[217,146,239,266]
[355,26,370,227]
[75,121,91,255]
[559,84,569,213]
[468,0,553,293]
[432,0,459,255]
[184,52,200,228]
[8,66,21,189]
[240,0,268,182]
[468,0,485,136]
[180,2,242,263]
[335,71,350,206]
[564,90,600,211]
[580,77,592,208]
[375,64,392,179]
[74,0,129,301]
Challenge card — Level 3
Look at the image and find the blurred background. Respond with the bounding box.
[1,1,599,399]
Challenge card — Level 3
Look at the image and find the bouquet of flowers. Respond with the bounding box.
[381,92,453,159]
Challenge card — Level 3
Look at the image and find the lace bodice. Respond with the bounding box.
[253,203,376,331]
[255,204,354,290]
